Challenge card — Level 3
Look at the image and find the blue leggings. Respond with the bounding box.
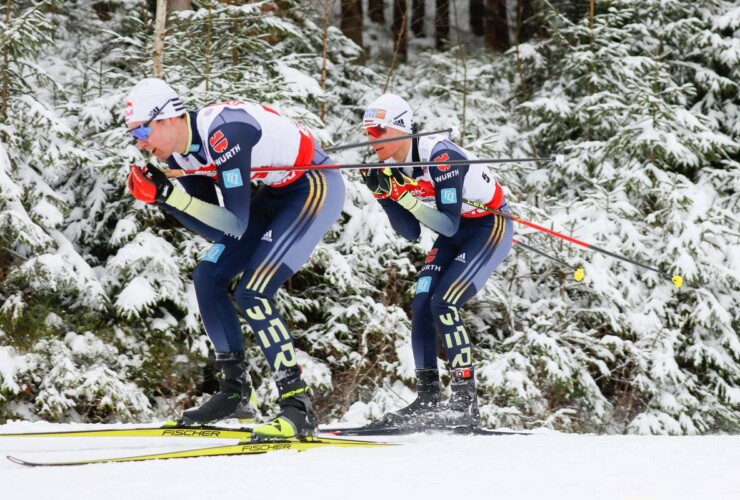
[193,163,344,372]
[411,204,513,369]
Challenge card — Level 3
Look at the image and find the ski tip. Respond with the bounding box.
[7,456,34,467]
[573,268,585,281]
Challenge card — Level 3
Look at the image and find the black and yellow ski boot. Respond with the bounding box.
[178,351,258,425]
[252,368,317,441]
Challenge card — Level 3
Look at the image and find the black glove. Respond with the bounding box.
[361,168,389,199]
[142,163,174,204]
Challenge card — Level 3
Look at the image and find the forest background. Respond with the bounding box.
[0,0,738,435]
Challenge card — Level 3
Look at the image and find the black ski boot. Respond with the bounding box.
[436,366,481,428]
[378,369,441,429]
[179,352,258,425]
[252,368,318,440]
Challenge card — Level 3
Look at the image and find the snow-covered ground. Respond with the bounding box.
[1,422,738,500]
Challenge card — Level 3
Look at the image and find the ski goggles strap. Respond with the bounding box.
[363,109,409,138]
[128,97,173,141]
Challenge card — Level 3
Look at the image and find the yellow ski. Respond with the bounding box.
[7,437,394,467]
[0,424,253,440]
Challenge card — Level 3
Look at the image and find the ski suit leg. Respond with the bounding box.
[233,168,345,372]
[430,206,514,368]
[191,188,271,353]
[411,240,459,369]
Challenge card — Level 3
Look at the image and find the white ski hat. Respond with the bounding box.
[362,94,413,134]
[124,78,185,125]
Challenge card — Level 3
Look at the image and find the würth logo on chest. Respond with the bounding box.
[209,130,229,154]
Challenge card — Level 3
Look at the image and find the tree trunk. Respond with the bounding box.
[368,0,384,24]
[224,0,239,66]
[435,0,450,50]
[152,0,167,78]
[1,0,10,122]
[484,0,509,52]
[92,2,113,21]
[516,0,541,44]
[320,0,332,122]
[469,0,485,36]
[392,0,408,63]
[340,0,364,51]
[411,0,424,38]
[204,1,212,91]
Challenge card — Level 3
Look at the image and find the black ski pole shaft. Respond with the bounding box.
[165,156,555,178]
[513,238,585,281]
[469,200,683,288]
[325,129,454,153]
[249,156,558,174]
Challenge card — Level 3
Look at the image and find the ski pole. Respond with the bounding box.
[468,200,683,288]
[248,156,559,173]
[324,129,454,153]
[164,156,560,178]
[513,238,585,281]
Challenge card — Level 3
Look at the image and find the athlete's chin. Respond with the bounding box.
[153,149,172,160]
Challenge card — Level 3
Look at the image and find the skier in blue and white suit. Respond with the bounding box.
[124,78,344,439]
[361,94,513,428]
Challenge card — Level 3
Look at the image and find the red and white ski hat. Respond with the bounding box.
[362,94,413,134]
[124,78,185,125]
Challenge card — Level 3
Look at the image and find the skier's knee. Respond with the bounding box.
[234,288,274,319]
[193,261,232,293]
[429,294,456,319]
[411,292,432,318]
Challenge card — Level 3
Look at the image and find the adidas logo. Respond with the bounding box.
[455,253,467,264]
[261,230,273,242]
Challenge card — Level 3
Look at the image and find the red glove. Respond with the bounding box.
[126,164,173,204]
[378,168,415,202]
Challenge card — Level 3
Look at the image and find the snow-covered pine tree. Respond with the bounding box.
[492,0,740,433]
[0,0,157,422]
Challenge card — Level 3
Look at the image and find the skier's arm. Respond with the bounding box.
[362,168,421,240]
[156,173,224,239]
[394,149,467,237]
[378,198,421,240]
[158,204,228,241]
[162,121,259,239]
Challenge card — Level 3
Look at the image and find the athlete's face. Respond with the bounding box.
[128,117,181,160]
[365,126,410,162]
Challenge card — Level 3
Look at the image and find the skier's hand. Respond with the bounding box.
[127,164,173,204]
[378,168,416,203]
[361,168,389,200]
